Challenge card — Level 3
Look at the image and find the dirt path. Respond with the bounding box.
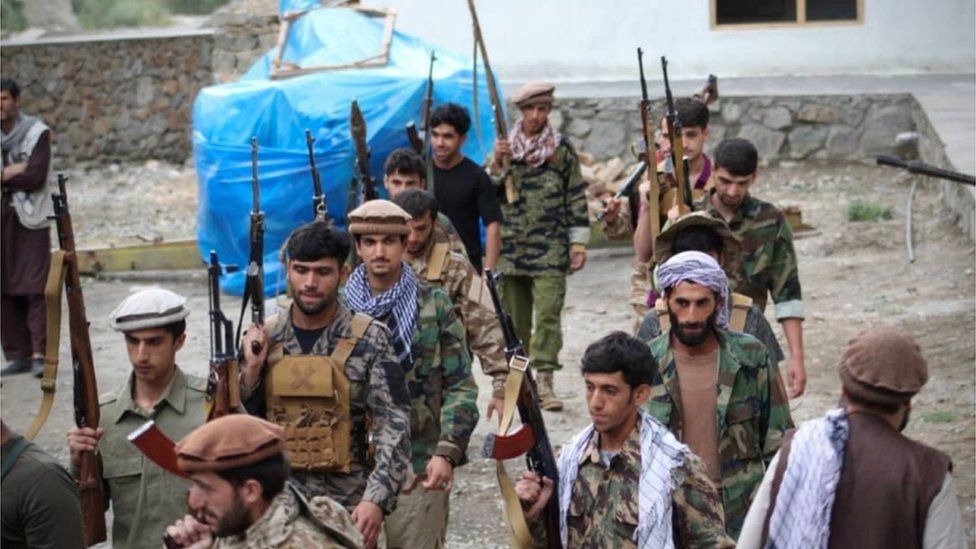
[2,162,972,545]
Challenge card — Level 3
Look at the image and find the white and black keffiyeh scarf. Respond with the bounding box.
[345,263,419,370]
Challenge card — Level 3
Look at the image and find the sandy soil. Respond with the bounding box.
[1,161,972,546]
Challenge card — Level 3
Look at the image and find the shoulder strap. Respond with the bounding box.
[25,250,66,440]
[730,293,753,332]
[655,298,670,332]
[1,438,31,479]
[330,313,373,365]
[426,242,451,282]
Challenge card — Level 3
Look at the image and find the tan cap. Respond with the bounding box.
[654,211,742,278]
[347,199,411,236]
[176,414,284,473]
[109,288,190,332]
[512,81,555,107]
[838,325,928,405]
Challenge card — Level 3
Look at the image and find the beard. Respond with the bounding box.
[207,491,251,538]
[294,290,336,316]
[670,308,718,347]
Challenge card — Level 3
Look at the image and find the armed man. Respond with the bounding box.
[66,288,208,549]
[162,414,362,548]
[342,199,479,548]
[239,220,411,549]
[514,331,734,547]
[391,188,509,420]
[700,137,807,398]
[491,81,589,411]
[645,251,793,540]
[383,147,468,259]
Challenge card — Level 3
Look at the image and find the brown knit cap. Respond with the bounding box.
[838,325,928,405]
[347,199,411,236]
[512,81,555,107]
[654,211,742,279]
[176,414,284,473]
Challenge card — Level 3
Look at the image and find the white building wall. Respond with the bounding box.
[365,0,975,82]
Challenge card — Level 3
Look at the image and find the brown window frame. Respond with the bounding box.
[710,0,864,30]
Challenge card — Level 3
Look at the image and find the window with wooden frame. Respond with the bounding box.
[711,0,862,28]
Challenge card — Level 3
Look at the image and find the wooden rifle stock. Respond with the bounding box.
[51,174,108,546]
[127,420,188,479]
[637,48,663,249]
[206,251,240,421]
[661,56,690,216]
[695,74,719,106]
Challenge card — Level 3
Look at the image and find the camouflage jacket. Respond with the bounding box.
[563,422,734,548]
[644,329,793,539]
[407,236,508,398]
[495,139,590,276]
[701,192,804,319]
[240,304,411,515]
[434,211,469,259]
[213,484,362,549]
[376,282,479,473]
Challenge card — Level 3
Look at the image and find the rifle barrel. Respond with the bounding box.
[876,155,976,186]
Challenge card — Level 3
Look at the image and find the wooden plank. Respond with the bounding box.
[76,240,202,274]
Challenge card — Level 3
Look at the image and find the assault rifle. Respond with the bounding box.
[406,51,437,192]
[206,250,240,421]
[305,129,330,222]
[237,137,266,356]
[467,0,515,203]
[482,270,560,548]
[636,48,664,244]
[661,56,693,214]
[50,173,108,545]
[349,100,378,206]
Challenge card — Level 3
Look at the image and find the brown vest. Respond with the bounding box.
[765,412,950,548]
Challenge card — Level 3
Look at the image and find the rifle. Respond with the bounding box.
[236,137,266,356]
[50,173,108,545]
[482,270,560,548]
[305,129,330,223]
[421,51,437,192]
[661,56,692,216]
[206,250,240,421]
[695,74,719,106]
[595,160,647,223]
[637,48,664,247]
[467,0,515,203]
[876,155,976,186]
[350,100,378,205]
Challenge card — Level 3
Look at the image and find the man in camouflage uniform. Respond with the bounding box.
[515,332,733,547]
[645,251,793,540]
[240,220,411,548]
[491,81,589,411]
[163,414,362,548]
[383,148,468,260]
[343,200,479,548]
[699,138,807,398]
[392,188,509,420]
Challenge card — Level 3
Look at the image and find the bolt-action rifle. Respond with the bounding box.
[482,270,560,548]
[406,51,437,192]
[206,250,240,421]
[661,56,694,215]
[305,129,330,223]
[236,137,266,356]
[47,174,108,546]
[636,48,665,246]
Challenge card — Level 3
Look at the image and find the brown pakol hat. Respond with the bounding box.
[512,81,555,107]
[654,211,742,278]
[176,415,284,473]
[347,199,411,236]
[838,325,928,405]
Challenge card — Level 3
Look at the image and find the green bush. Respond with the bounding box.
[75,0,172,29]
[1,0,28,32]
[846,200,893,222]
[164,0,231,15]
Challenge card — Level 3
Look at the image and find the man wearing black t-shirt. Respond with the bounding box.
[429,103,502,273]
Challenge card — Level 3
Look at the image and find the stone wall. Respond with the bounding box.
[209,0,279,84]
[0,31,213,164]
[549,94,918,163]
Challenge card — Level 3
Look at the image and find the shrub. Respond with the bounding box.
[846,200,893,222]
[75,0,172,29]
[1,0,28,33]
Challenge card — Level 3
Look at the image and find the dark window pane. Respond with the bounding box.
[716,0,797,24]
[807,0,858,21]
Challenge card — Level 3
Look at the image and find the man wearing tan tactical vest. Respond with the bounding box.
[240,220,411,549]
[391,188,509,422]
[738,326,967,549]
[343,199,479,549]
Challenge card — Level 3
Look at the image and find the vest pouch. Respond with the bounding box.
[267,355,353,473]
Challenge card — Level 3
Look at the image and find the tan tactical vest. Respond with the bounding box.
[655,292,753,333]
[265,313,373,473]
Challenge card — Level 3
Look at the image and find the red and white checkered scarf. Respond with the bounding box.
[508,119,561,168]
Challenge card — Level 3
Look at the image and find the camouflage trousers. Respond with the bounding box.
[499,274,566,372]
[629,260,651,333]
[384,488,450,549]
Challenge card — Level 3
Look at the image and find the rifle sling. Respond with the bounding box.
[493,357,536,548]
[26,250,67,441]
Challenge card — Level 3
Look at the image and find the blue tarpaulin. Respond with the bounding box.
[193,5,499,295]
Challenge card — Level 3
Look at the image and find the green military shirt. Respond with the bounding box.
[566,422,733,548]
[94,367,208,549]
[496,139,590,276]
[2,434,85,549]
[644,329,793,539]
[701,192,804,319]
[403,282,479,472]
